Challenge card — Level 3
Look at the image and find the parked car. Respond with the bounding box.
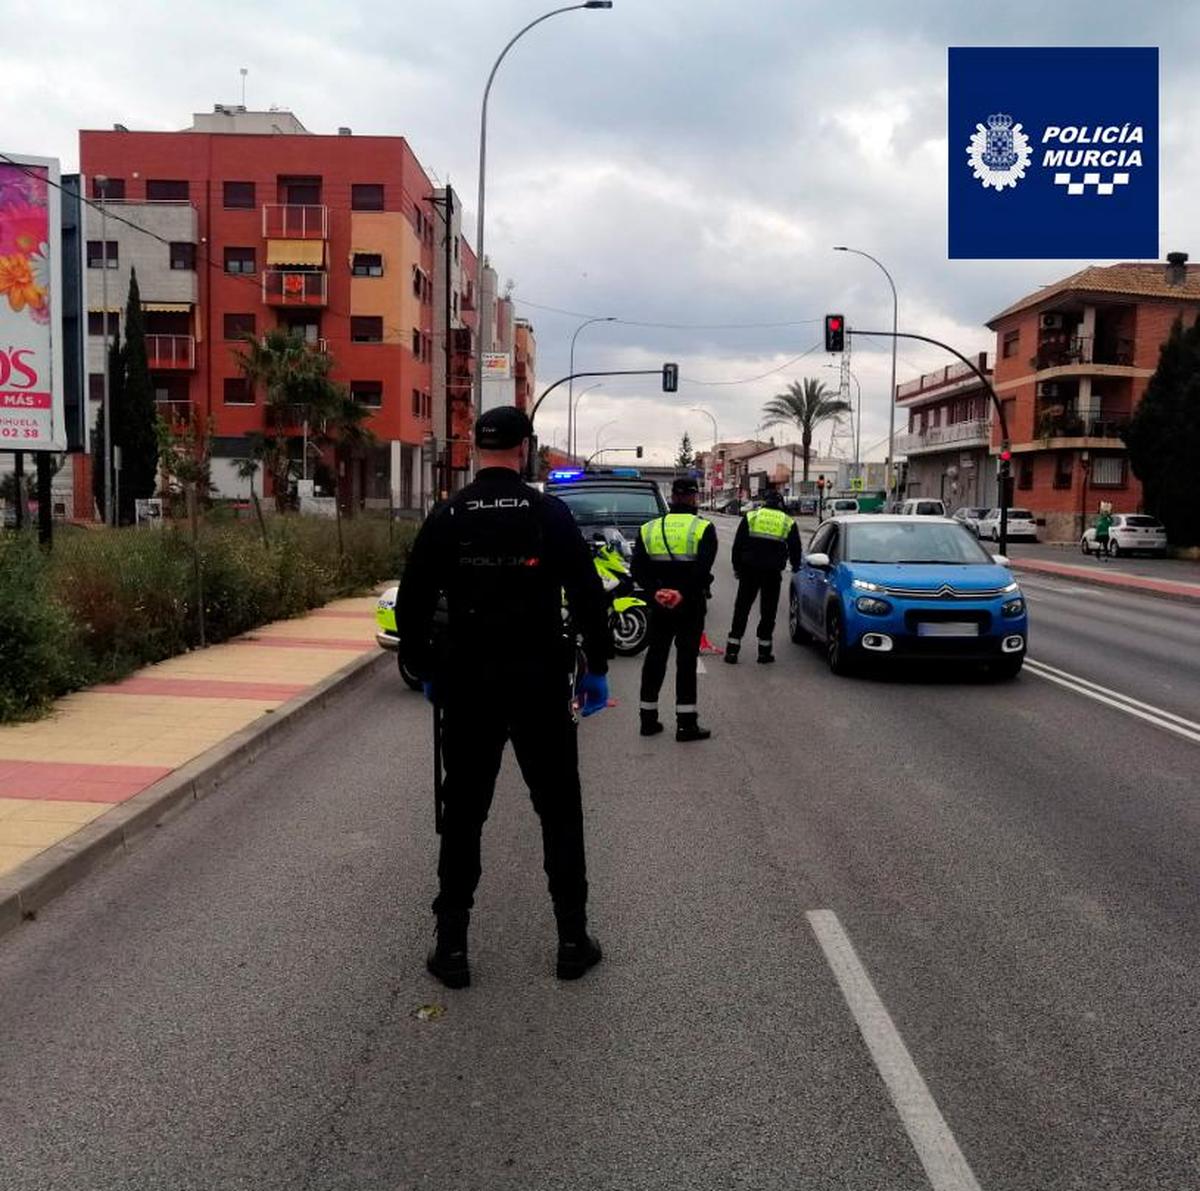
[788,515,1027,678]
[1080,513,1167,557]
[976,507,1038,542]
[952,506,991,536]
[899,498,947,517]
[821,498,860,520]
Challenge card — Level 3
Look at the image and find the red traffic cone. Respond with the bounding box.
[699,631,724,656]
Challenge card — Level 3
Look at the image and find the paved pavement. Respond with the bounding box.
[0,596,379,880]
[1,530,1198,1189]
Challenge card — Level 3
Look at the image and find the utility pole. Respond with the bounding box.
[97,175,113,526]
[428,185,456,498]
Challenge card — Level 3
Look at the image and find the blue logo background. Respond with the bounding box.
[948,47,1158,260]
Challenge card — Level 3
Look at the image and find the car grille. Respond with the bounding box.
[883,583,1009,599]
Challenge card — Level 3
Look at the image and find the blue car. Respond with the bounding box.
[788,515,1028,677]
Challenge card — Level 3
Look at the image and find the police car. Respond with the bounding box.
[543,468,668,542]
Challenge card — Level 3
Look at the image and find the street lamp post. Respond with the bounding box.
[474,2,614,416]
[690,406,718,505]
[834,246,898,503]
[571,382,603,455]
[96,174,113,526]
[568,315,615,457]
[594,417,618,460]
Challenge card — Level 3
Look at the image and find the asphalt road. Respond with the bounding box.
[2,521,1199,1190]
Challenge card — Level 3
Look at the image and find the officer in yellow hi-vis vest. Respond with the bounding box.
[725,487,802,664]
[631,476,718,742]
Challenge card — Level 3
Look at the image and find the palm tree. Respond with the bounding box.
[312,388,377,564]
[235,329,343,512]
[761,378,851,483]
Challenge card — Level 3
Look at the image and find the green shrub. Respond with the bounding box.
[0,514,415,722]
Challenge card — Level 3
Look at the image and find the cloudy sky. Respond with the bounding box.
[9,0,1197,464]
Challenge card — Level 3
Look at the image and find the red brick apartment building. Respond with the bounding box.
[987,260,1200,540]
[76,105,478,516]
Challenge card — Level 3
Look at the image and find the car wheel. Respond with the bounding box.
[992,654,1024,680]
[1108,540,1120,559]
[398,652,423,691]
[789,589,811,644]
[1080,537,1091,555]
[824,606,854,676]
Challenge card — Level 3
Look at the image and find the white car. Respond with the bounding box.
[952,506,991,536]
[1080,513,1167,557]
[822,498,860,520]
[899,498,946,517]
[977,507,1038,542]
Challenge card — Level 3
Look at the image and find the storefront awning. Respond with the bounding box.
[267,239,325,267]
[143,302,192,312]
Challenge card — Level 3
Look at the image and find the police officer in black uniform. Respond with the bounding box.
[398,407,610,989]
[631,476,718,742]
[725,486,803,664]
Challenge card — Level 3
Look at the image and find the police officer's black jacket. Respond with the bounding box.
[731,512,803,575]
[630,502,719,604]
[398,467,609,684]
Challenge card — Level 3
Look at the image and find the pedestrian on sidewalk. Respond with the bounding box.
[632,476,718,742]
[398,406,610,990]
[1094,507,1113,561]
[724,486,803,665]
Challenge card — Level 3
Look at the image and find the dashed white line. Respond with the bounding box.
[807,909,984,1191]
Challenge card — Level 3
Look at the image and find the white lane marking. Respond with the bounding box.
[807,910,985,1191]
[1023,660,1200,745]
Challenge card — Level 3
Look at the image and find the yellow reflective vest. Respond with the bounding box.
[639,513,712,561]
[746,506,792,541]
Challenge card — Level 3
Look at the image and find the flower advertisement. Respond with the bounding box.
[0,154,64,450]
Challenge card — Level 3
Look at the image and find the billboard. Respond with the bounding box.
[481,352,511,380]
[0,154,64,450]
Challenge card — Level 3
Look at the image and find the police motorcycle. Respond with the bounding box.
[374,588,423,689]
[590,529,649,656]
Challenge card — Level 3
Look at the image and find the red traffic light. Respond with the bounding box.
[828,317,842,331]
[824,314,846,353]
[999,448,1012,463]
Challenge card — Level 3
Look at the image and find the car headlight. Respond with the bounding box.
[1001,597,1025,617]
[852,578,885,592]
[1002,581,1020,594]
[855,596,892,616]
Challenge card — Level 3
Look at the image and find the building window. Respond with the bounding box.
[285,318,321,344]
[91,177,125,200]
[88,373,105,402]
[351,252,383,277]
[452,292,458,317]
[412,266,423,298]
[1091,455,1127,487]
[424,391,432,418]
[412,388,421,416]
[351,316,383,343]
[223,181,255,209]
[223,377,253,405]
[169,241,196,270]
[1053,451,1073,490]
[223,313,256,340]
[1002,329,1020,359]
[352,380,383,408]
[224,247,256,274]
[351,183,385,212]
[146,179,189,201]
[1017,459,1034,490]
[412,328,421,356]
[454,236,459,262]
[87,311,119,337]
[86,240,118,269]
[280,177,321,205]
[423,334,433,362]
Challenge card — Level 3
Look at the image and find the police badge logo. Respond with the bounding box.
[966,113,1032,190]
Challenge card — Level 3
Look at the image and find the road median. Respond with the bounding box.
[1008,556,1200,603]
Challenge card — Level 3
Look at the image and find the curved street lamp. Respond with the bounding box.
[571,382,604,457]
[834,246,898,501]
[474,2,615,414]
[690,406,718,503]
[568,316,616,457]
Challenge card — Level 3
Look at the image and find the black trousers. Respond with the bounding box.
[432,676,587,922]
[729,569,783,645]
[639,599,705,714]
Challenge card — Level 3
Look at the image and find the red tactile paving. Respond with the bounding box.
[0,761,173,803]
[230,636,372,651]
[92,677,309,700]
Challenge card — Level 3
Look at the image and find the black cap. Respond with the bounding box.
[672,476,700,498]
[475,406,533,450]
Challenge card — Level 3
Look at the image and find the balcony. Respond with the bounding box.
[262,270,328,307]
[146,334,195,371]
[262,204,328,240]
[895,418,990,456]
[1032,335,1135,371]
[1035,412,1131,442]
[896,357,989,402]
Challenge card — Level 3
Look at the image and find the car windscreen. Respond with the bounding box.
[845,521,994,564]
[1007,509,1034,519]
[914,502,944,515]
[1122,515,1161,527]
[551,486,663,524]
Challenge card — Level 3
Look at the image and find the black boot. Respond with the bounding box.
[724,641,740,664]
[640,709,664,737]
[676,712,712,743]
[426,912,470,989]
[757,642,775,664]
[556,910,603,981]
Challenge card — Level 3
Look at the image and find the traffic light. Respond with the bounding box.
[816,474,826,490]
[824,314,845,353]
[636,445,643,459]
[662,362,679,392]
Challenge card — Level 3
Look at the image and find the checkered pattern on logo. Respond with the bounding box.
[1053,171,1131,196]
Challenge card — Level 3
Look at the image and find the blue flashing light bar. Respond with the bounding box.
[548,469,584,482]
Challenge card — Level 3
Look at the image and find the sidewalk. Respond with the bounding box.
[1006,555,1200,603]
[0,595,382,899]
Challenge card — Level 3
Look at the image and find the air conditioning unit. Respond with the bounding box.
[1037,382,1061,398]
[1040,313,1065,331]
